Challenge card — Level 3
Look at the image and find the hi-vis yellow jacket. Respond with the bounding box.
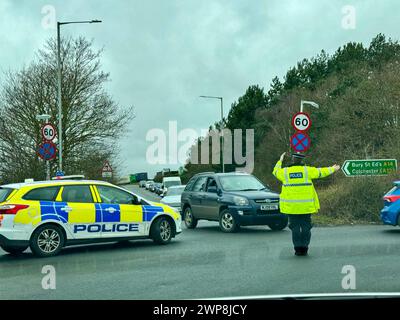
[272,160,335,214]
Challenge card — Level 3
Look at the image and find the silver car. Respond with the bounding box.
[160,185,186,214]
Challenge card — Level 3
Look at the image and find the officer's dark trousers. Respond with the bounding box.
[288,214,312,248]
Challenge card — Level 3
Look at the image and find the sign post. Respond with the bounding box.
[292,112,311,132]
[290,109,313,154]
[41,123,57,142]
[102,161,113,179]
[342,159,397,177]
[37,122,58,180]
[290,132,311,153]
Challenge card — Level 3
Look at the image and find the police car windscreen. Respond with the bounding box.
[0,188,14,202]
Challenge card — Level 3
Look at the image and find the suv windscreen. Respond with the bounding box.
[23,186,60,201]
[0,188,14,202]
[219,175,267,192]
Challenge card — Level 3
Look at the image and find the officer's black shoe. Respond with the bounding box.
[294,247,308,256]
[294,247,304,256]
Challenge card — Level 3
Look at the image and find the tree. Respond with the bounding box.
[226,85,268,131]
[0,37,134,183]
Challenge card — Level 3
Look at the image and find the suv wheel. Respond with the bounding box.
[268,217,288,231]
[30,224,65,257]
[151,217,173,244]
[0,245,28,255]
[184,206,198,229]
[219,209,239,233]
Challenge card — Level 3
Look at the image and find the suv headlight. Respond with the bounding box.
[233,196,249,206]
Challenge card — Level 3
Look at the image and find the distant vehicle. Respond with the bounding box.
[145,180,154,190]
[381,181,400,226]
[0,179,181,257]
[51,175,85,180]
[139,180,147,188]
[129,172,148,184]
[161,185,186,213]
[161,176,182,196]
[156,183,165,195]
[150,182,159,193]
[153,182,163,194]
[181,172,288,233]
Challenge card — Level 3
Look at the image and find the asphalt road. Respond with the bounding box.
[1,184,400,299]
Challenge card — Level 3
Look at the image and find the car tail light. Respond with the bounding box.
[0,204,29,214]
[383,195,400,203]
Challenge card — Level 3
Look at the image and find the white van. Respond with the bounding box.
[161,176,182,196]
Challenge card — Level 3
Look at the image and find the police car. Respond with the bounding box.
[0,179,182,257]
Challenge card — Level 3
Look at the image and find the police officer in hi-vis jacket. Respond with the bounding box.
[272,152,340,256]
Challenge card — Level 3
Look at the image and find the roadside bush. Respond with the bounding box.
[317,175,396,223]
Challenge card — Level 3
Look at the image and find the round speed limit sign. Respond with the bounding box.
[41,123,57,141]
[292,112,311,132]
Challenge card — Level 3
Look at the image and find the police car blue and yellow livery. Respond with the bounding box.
[0,180,182,257]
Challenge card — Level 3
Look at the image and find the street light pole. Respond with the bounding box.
[56,22,62,172]
[56,19,102,172]
[199,95,225,173]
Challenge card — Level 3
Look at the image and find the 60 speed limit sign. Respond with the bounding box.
[292,112,311,132]
[41,123,57,141]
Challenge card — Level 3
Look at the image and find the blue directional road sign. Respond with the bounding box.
[56,170,65,177]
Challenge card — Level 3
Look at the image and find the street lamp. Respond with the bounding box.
[56,19,102,172]
[199,95,225,173]
[36,114,51,122]
[300,100,319,112]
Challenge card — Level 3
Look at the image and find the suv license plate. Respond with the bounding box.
[260,204,279,211]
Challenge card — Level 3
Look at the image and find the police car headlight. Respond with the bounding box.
[233,196,249,206]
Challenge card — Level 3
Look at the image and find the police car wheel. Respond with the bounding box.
[0,245,28,255]
[30,225,65,257]
[151,217,173,244]
[219,209,239,233]
[183,207,198,229]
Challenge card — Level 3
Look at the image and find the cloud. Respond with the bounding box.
[1,0,400,177]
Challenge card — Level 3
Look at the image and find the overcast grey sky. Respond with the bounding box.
[1,0,399,178]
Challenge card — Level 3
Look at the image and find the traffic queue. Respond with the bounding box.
[0,157,398,258]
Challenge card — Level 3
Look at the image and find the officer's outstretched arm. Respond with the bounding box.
[272,160,285,182]
[308,166,337,179]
